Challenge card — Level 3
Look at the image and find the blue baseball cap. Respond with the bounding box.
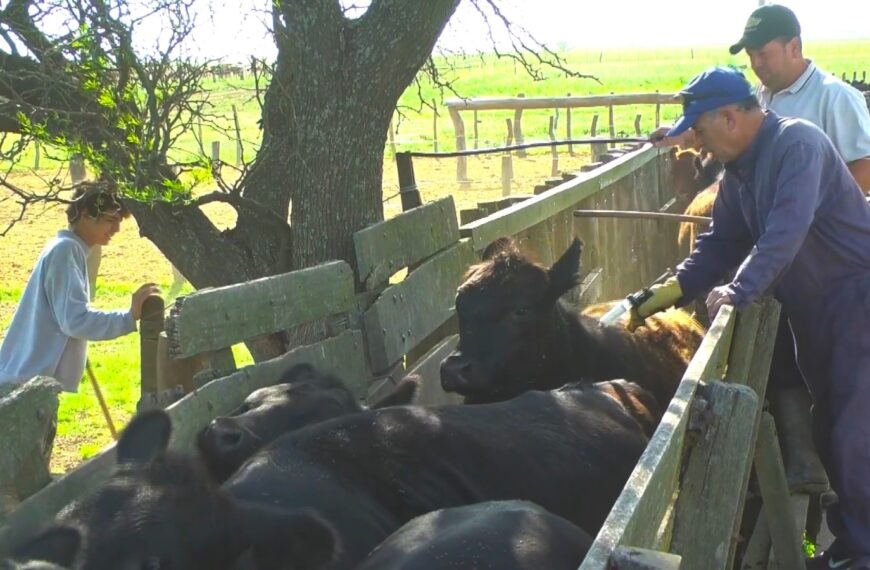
[667,67,754,137]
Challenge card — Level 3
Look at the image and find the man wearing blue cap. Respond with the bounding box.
[633,66,870,568]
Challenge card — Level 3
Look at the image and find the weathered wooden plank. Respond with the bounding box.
[354,196,459,290]
[610,547,682,569]
[732,299,781,402]
[580,307,737,569]
[670,381,760,569]
[741,510,772,570]
[405,334,464,407]
[461,146,667,251]
[754,414,807,570]
[364,241,477,372]
[577,267,603,306]
[0,331,366,557]
[0,378,61,515]
[166,261,355,359]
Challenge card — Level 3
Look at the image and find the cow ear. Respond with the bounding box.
[369,375,420,408]
[12,525,81,567]
[238,504,341,570]
[482,237,518,261]
[117,409,171,465]
[548,238,583,298]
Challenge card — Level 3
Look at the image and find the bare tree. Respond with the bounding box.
[1,0,590,361]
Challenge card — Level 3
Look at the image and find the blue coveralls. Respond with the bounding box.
[676,112,870,555]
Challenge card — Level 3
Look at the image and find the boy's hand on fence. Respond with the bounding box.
[131,283,161,320]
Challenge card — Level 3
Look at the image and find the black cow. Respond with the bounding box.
[42,379,657,569]
[0,526,79,570]
[357,500,593,570]
[38,410,339,570]
[441,238,704,406]
[197,364,419,481]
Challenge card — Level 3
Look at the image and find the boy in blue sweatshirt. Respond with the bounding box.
[0,186,159,392]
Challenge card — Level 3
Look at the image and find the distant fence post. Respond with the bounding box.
[448,108,469,184]
[387,117,397,157]
[608,92,616,148]
[473,110,479,150]
[211,141,221,175]
[432,100,439,153]
[69,155,86,185]
[139,296,165,411]
[33,142,40,170]
[634,114,643,137]
[396,152,422,211]
[655,90,661,128]
[502,118,514,197]
[590,115,607,162]
[514,93,526,157]
[548,115,559,176]
[566,92,574,156]
[232,104,243,165]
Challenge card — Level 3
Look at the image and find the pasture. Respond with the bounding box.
[1,40,868,474]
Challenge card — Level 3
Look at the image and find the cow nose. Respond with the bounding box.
[204,417,245,454]
[441,354,472,392]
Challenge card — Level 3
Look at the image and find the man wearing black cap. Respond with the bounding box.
[730,3,870,191]
[635,66,870,568]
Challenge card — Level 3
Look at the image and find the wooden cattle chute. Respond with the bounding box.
[445,92,681,181]
[0,144,801,568]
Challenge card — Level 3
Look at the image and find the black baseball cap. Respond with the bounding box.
[729,4,801,55]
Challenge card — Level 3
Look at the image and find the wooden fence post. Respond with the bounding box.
[139,296,165,411]
[502,118,514,197]
[448,108,469,183]
[69,155,86,184]
[548,115,559,176]
[566,92,574,155]
[608,93,616,148]
[473,110,479,150]
[33,142,40,170]
[514,93,526,157]
[634,114,643,137]
[590,115,607,162]
[232,104,243,165]
[655,90,661,128]
[387,117,397,157]
[432,99,439,153]
[396,152,422,211]
[210,141,222,177]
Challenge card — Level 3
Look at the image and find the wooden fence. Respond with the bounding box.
[0,143,804,568]
[445,92,681,182]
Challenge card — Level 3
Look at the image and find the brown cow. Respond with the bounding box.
[441,238,704,407]
[670,147,723,211]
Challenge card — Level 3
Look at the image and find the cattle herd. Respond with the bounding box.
[3,234,711,569]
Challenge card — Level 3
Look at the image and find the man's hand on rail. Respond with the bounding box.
[649,127,698,150]
[705,285,735,320]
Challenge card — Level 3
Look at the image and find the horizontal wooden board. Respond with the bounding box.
[364,241,477,373]
[354,196,459,290]
[0,331,366,557]
[446,93,678,111]
[166,261,355,359]
[460,146,665,251]
[580,306,737,569]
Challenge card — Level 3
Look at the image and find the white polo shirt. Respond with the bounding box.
[757,60,870,163]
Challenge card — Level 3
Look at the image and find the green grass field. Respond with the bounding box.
[2,40,869,472]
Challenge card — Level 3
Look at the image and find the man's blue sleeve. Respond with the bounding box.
[675,178,754,304]
[727,142,822,307]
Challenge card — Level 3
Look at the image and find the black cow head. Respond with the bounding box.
[52,409,339,570]
[441,238,583,403]
[2,526,80,570]
[197,364,419,482]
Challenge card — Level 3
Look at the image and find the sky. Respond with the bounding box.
[182,0,870,63]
